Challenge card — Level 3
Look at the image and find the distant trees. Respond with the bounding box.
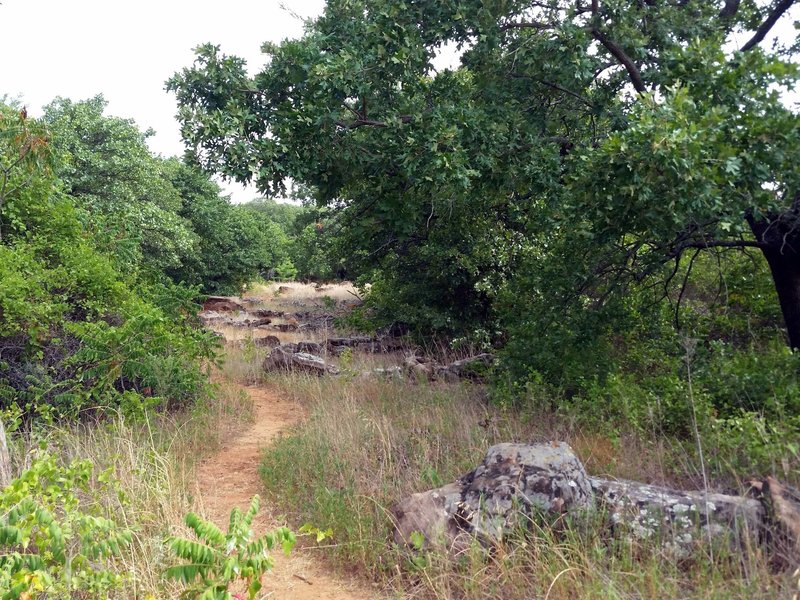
[0,96,302,420]
[42,95,291,294]
[0,103,215,419]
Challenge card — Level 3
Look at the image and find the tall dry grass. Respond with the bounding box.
[7,379,253,598]
[257,371,792,599]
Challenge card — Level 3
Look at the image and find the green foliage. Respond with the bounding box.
[43,96,198,276]
[165,495,295,600]
[0,103,218,421]
[0,452,132,598]
[169,0,800,352]
[168,163,292,293]
[241,197,306,236]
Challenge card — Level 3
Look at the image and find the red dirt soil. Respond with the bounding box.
[194,382,378,599]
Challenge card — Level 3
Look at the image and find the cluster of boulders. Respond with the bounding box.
[199,297,334,332]
[200,296,497,383]
[393,442,800,565]
[262,344,340,375]
[258,341,495,383]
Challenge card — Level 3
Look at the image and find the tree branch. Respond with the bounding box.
[591,28,647,93]
[510,74,596,107]
[335,115,414,129]
[740,0,797,52]
[674,239,764,253]
[500,21,553,31]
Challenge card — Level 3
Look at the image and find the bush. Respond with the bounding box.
[0,453,132,598]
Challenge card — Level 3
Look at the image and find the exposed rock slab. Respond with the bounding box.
[202,296,245,312]
[589,477,764,546]
[262,345,339,376]
[394,441,797,564]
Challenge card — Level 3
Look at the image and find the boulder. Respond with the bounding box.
[202,296,245,312]
[296,341,324,355]
[404,355,435,381]
[393,442,799,564]
[254,335,281,348]
[273,323,298,332]
[394,442,592,550]
[250,309,285,318]
[262,345,339,375]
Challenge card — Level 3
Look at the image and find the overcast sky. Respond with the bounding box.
[0,0,326,202]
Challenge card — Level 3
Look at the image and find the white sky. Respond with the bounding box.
[0,0,326,202]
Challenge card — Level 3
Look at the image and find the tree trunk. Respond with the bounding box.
[759,243,800,350]
[748,199,800,350]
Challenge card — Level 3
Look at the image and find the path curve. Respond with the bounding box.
[194,382,377,599]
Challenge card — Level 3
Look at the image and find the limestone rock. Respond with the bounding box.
[589,477,764,550]
[393,442,591,550]
[262,345,339,375]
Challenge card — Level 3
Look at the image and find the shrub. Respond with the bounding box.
[0,453,132,598]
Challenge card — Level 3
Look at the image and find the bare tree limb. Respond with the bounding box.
[591,28,647,93]
[740,0,797,52]
[669,238,764,256]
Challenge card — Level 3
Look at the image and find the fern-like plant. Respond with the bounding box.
[165,495,295,600]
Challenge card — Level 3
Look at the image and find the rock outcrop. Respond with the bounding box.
[202,296,245,312]
[394,442,798,563]
[262,345,339,375]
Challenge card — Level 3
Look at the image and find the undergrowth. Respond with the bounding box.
[3,379,252,598]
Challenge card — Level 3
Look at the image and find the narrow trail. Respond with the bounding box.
[194,380,377,599]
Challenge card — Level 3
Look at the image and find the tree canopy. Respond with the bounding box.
[169,0,800,354]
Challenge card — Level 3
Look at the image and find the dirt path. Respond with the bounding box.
[194,382,377,599]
